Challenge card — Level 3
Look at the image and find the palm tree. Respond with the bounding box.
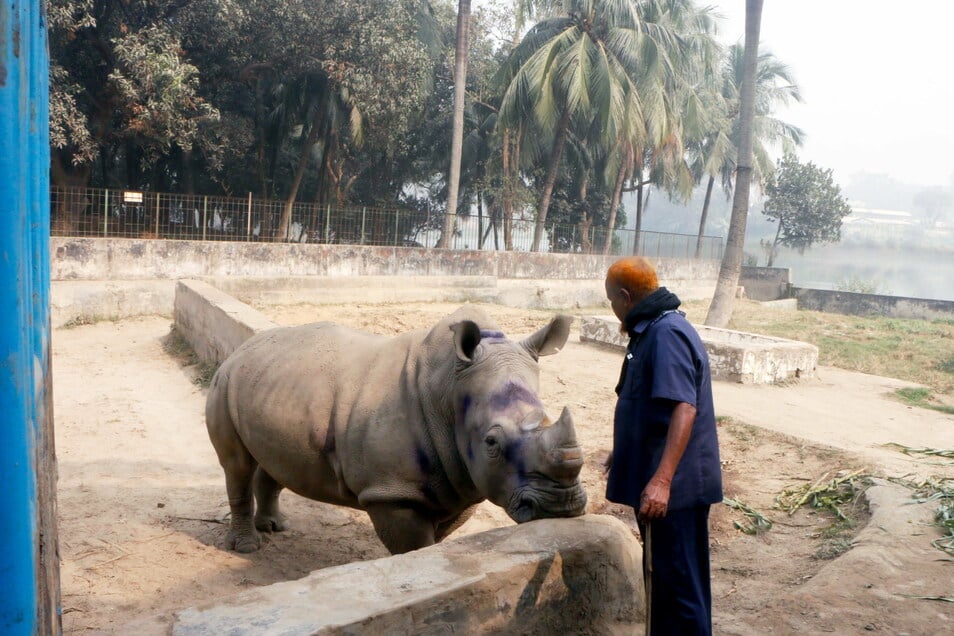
[497,0,650,252]
[705,0,763,327]
[691,44,804,258]
[438,0,472,249]
[606,0,721,256]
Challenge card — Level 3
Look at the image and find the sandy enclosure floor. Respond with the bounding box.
[53,302,953,634]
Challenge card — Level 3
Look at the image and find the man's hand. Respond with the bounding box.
[602,452,613,477]
[638,476,671,521]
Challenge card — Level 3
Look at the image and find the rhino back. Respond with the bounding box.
[218,322,433,506]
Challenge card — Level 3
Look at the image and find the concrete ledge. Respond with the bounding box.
[580,315,818,384]
[173,279,278,365]
[165,515,644,635]
[51,280,175,327]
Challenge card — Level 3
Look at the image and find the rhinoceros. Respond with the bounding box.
[205,305,588,554]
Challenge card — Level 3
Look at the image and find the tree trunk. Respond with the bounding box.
[501,127,513,247]
[531,108,571,252]
[705,0,763,327]
[695,175,715,259]
[275,111,322,241]
[766,219,784,266]
[603,143,632,255]
[438,0,472,249]
[632,179,644,255]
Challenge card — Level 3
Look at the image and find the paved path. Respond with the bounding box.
[713,366,953,478]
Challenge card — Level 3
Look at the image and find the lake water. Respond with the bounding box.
[771,244,954,301]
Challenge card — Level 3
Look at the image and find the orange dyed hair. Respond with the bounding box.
[606,257,658,297]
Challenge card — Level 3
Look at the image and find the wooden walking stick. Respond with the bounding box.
[645,523,652,636]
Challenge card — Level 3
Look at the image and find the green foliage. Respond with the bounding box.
[775,469,869,559]
[763,153,853,253]
[892,388,954,415]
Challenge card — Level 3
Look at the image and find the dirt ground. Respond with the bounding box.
[53,302,953,634]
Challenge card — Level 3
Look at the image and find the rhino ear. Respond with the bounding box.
[521,314,572,359]
[450,320,482,362]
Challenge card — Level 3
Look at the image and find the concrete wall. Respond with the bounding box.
[793,287,954,321]
[50,238,721,323]
[740,266,792,301]
[52,237,719,282]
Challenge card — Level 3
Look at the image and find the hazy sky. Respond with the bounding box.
[711,1,954,189]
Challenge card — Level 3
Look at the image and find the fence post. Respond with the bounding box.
[103,189,109,237]
[247,192,252,241]
[394,209,400,246]
[155,192,160,236]
[202,196,208,241]
[360,207,367,245]
[324,204,331,243]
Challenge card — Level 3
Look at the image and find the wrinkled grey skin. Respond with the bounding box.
[206,305,588,554]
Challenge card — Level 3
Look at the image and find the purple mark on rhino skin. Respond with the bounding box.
[489,382,542,412]
[479,330,507,341]
[504,437,528,481]
[416,447,431,474]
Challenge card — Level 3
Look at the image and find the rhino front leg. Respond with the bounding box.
[253,466,289,532]
[366,504,437,554]
[435,505,477,543]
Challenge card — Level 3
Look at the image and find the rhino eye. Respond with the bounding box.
[484,434,502,459]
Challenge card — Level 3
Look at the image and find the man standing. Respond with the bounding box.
[603,256,722,635]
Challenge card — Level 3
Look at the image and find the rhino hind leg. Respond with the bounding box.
[253,466,289,532]
[206,383,263,553]
[220,447,262,553]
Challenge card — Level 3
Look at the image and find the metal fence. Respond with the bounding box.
[50,186,723,259]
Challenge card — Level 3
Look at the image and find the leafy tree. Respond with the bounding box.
[761,154,852,266]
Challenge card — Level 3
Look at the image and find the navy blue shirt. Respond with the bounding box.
[607,311,723,511]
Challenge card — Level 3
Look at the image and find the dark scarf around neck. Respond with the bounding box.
[622,286,682,333]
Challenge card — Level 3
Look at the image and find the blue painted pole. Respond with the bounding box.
[0,0,59,633]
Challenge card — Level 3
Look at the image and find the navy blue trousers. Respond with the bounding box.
[637,505,713,636]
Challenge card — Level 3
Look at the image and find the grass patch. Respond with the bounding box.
[682,298,954,395]
[61,315,112,329]
[892,387,954,416]
[937,356,954,374]
[161,325,220,388]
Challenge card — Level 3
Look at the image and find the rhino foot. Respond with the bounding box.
[255,512,289,533]
[227,528,263,553]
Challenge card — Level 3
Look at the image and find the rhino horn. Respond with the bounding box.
[543,407,584,480]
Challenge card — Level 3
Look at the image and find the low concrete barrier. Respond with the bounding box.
[173,279,277,365]
[166,515,644,635]
[579,315,817,384]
